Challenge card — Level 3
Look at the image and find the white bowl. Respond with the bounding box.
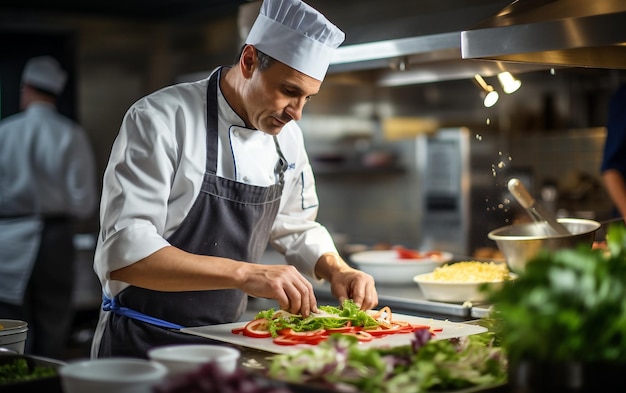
[350,250,453,284]
[59,358,168,393]
[413,271,517,303]
[148,344,240,377]
[0,319,28,354]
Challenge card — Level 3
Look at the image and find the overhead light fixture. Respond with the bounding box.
[497,71,522,94]
[473,74,499,108]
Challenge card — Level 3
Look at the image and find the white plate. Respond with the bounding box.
[413,273,517,303]
[181,313,486,355]
[350,250,453,284]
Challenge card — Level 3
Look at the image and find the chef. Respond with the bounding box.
[91,0,378,358]
[0,56,98,358]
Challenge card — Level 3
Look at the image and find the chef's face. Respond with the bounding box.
[243,47,321,135]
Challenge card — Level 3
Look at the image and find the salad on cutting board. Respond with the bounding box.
[181,301,487,355]
[176,302,505,393]
[230,301,442,346]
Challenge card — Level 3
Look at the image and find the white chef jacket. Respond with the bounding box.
[94,71,338,298]
[0,102,98,303]
[0,102,97,218]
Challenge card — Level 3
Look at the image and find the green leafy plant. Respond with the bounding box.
[485,224,626,364]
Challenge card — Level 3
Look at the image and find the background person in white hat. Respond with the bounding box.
[0,55,98,358]
[91,0,378,358]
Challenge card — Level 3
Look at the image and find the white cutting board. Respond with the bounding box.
[181,314,487,354]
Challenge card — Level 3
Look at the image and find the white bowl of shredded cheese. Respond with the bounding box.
[413,261,516,303]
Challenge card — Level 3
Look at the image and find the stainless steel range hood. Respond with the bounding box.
[326,30,549,87]
[461,0,626,69]
[320,0,567,86]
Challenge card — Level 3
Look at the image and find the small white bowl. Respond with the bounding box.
[148,344,240,377]
[350,250,453,284]
[0,319,28,354]
[59,358,167,393]
[413,272,517,303]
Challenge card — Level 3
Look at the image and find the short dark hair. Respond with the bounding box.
[235,45,275,71]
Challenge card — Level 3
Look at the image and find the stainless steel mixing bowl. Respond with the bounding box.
[487,218,601,273]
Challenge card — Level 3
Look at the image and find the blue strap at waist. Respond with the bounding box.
[102,295,184,330]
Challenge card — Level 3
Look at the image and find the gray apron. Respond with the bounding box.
[97,67,287,358]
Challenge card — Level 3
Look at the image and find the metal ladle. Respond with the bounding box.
[508,178,571,236]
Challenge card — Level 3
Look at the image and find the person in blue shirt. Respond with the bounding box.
[601,84,626,223]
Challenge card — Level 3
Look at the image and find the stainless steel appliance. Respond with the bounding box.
[416,127,513,257]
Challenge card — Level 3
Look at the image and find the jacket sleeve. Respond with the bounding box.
[94,104,175,291]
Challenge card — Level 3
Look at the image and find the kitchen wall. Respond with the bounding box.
[1,6,624,252]
[301,69,621,253]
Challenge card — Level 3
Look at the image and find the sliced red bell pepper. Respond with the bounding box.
[341,330,374,342]
[395,246,423,259]
[272,335,302,346]
[241,318,272,338]
[423,250,443,258]
[273,333,327,346]
[395,246,443,260]
[231,326,245,335]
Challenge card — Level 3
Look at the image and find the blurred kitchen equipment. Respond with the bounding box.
[59,358,167,393]
[417,127,509,257]
[488,218,601,273]
[0,346,18,354]
[539,180,559,215]
[508,178,570,236]
[0,320,28,354]
[148,344,240,377]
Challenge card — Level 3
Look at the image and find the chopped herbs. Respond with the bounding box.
[0,358,57,384]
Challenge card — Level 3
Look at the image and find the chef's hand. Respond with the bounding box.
[239,264,318,317]
[314,252,378,311]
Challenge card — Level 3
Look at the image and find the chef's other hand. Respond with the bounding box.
[239,264,318,317]
[314,253,378,311]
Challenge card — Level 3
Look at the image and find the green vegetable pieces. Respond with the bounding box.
[254,299,379,337]
[266,329,506,393]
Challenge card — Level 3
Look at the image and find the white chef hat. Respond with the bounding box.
[245,0,345,81]
[21,56,67,95]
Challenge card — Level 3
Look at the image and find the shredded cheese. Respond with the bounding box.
[420,261,510,283]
